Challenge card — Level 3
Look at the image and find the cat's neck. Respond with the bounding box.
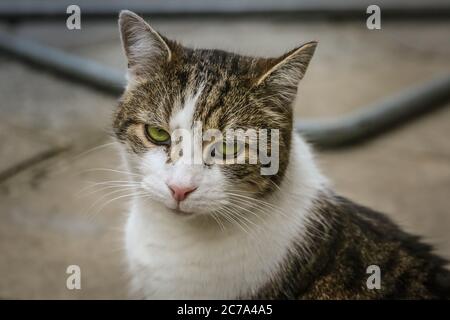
[125,134,328,299]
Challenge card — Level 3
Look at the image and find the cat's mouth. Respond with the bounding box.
[168,205,194,216]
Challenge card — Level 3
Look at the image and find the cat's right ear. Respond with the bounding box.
[118,10,172,79]
[254,41,317,104]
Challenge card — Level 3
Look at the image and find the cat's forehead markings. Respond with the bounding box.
[169,83,205,131]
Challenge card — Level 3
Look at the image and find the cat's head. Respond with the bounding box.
[113,10,316,216]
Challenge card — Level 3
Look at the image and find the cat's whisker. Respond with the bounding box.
[225,201,261,230]
[211,208,234,229]
[90,191,149,218]
[215,207,250,235]
[84,186,142,215]
[78,183,141,198]
[210,211,226,232]
[76,182,141,197]
[225,191,281,211]
[202,201,225,231]
[227,195,327,239]
[225,192,292,221]
[77,180,140,196]
[267,179,283,191]
[225,209,262,240]
[222,199,283,239]
[81,167,143,177]
[225,198,267,225]
[210,189,276,229]
[225,199,271,222]
[72,141,118,160]
[218,204,256,237]
[224,188,258,195]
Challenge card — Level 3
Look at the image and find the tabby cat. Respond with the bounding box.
[113,10,450,299]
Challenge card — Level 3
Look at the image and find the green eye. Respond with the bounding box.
[145,125,171,145]
[217,141,241,157]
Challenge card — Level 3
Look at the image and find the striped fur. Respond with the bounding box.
[112,11,450,299]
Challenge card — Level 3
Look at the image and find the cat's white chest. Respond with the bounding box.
[124,202,295,299]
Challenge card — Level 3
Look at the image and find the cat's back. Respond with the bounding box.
[300,194,450,299]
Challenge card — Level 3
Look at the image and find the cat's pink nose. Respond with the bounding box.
[167,184,197,202]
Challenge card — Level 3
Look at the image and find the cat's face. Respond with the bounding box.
[113,11,316,216]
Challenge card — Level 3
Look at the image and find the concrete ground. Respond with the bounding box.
[0,17,449,299]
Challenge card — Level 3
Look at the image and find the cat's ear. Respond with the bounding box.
[255,41,317,98]
[118,10,172,77]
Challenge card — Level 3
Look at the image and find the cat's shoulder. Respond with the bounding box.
[307,191,450,299]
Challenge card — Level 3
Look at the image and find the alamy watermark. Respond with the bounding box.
[66,5,81,30]
[165,121,279,176]
[66,265,81,290]
[366,265,381,290]
[366,5,381,30]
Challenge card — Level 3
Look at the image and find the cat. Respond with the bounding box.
[112,10,450,299]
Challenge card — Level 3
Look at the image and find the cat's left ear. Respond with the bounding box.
[255,41,317,98]
[118,10,173,79]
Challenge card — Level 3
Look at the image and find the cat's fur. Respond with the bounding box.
[113,11,450,299]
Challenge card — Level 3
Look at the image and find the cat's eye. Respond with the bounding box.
[215,141,243,158]
[145,125,171,145]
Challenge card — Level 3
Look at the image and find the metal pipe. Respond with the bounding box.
[0,31,126,94]
[296,74,450,147]
[0,1,449,20]
[0,31,449,148]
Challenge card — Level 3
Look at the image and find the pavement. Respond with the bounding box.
[0,17,449,299]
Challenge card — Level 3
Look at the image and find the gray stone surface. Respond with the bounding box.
[0,18,449,298]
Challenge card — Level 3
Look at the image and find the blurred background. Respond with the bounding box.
[0,0,449,299]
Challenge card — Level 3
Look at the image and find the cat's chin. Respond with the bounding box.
[163,201,202,217]
[140,196,210,218]
[167,207,195,217]
[162,198,219,217]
